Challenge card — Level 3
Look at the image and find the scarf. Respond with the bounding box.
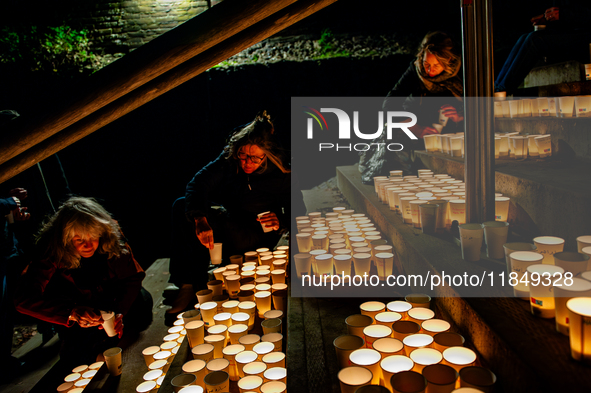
[414,55,463,99]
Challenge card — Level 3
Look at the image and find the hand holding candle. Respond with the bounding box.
[69,306,102,328]
[257,212,280,232]
[194,216,214,249]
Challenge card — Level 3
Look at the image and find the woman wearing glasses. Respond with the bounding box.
[167,111,291,313]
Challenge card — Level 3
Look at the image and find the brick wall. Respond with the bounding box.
[69,0,211,62]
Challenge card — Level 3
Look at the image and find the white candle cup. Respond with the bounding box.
[410,348,443,373]
[204,334,225,359]
[295,233,313,253]
[229,254,243,267]
[578,236,591,253]
[136,381,158,393]
[526,135,539,157]
[442,347,477,372]
[221,344,244,382]
[148,359,168,373]
[353,253,373,277]
[554,278,591,335]
[213,266,226,281]
[459,366,496,393]
[360,301,386,323]
[222,274,240,299]
[333,255,352,279]
[363,324,393,349]
[262,331,283,352]
[374,253,394,281]
[99,310,117,337]
[261,381,286,393]
[196,289,213,306]
[558,96,575,117]
[243,360,267,378]
[380,355,415,392]
[423,364,458,393]
[510,136,527,158]
[178,386,203,393]
[566,297,591,364]
[392,320,421,341]
[537,97,549,116]
[238,301,257,329]
[419,204,438,234]
[103,347,123,376]
[338,366,373,393]
[57,382,75,392]
[142,346,160,368]
[235,350,258,377]
[433,332,465,352]
[199,301,217,327]
[375,311,402,327]
[64,373,81,383]
[421,319,451,336]
[206,358,230,376]
[553,251,590,277]
[503,242,538,278]
[403,333,434,356]
[171,374,197,392]
[206,280,223,297]
[409,200,424,228]
[533,236,565,265]
[209,243,223,265]
[449,200,466,225]
[272,289,287,314]
[346,314,374,338]
[459,224,484,262]
[261,318,282,335]
[333,334,366,369]
[254,290,272,317]
[314,254,333,278]
[239,334,261,351]
[182,309,201,325]
[534,135,552,158]
[349,348,382,385]
[407,307,435,325]
[293,253,313,279]
[143,369,163,384]
[227,324,248,346]
[494,197,510,222]
[482,221,509,259]
[400,196,418,224]
[237,375,263,393]
[191,343,214,363]
[575,95,591,117]
[262,352,286,370]
[253,341,275,361]
[390,370,427,393]
[527,264,565,318]
[203,371,229,393]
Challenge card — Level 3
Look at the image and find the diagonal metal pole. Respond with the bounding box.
[461,0,496,223]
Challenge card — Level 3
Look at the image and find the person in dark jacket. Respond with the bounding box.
[495,1,591,96]
[168,111,291,313]
[14,197,149,365]
[360,31,464,179]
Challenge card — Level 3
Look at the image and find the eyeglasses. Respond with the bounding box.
[237,152,266,164]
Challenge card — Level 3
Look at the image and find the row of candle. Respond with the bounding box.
[373,172,511,227]
[423,132,552,160]
[335,299,496,393]
[294,208,395,280]
[494,96,591,118]
[504,236,591,364]
[58,361,104,392]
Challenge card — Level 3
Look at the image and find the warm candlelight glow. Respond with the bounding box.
[403,334,434,356]
[337,366,373,393]
[349,348,382,384]
[566,297,591,363]
[442,347,477,372]
[363,325,393,348]
[409,348,443,373]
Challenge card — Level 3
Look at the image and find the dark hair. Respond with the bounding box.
[36,197,127,268]
[226,110,290,174]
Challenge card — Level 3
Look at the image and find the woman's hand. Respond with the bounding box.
[440,105,463,123]
[9,188,27,200]
[195,217,214,249]
[409,125,439,139]
[70,306,102,328]
[257,212,280,231]
[97,313,124,338]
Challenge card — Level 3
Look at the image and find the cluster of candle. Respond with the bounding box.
[335,298,496,393]
[57,361,104,392]
[294,207,393,280]
[372,171,511,229]
[424,131,552,160]
[140,248,289,392]
[494,96,591,119]
[504,235,591,364]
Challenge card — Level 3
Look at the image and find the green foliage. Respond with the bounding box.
[0,25,102,77]
[314,28,350,59]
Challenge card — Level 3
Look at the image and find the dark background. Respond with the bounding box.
[0,0,548,267]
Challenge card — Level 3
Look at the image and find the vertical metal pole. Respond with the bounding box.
[461,0,495,223]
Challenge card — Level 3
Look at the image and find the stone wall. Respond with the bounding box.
[69,0,210,61]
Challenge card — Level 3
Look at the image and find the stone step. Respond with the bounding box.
[523,60,586,89]
[414,150,591,247]
[336,164,591,393]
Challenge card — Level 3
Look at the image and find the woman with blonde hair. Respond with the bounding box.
[167,111,292,313]
[15,197,149,364]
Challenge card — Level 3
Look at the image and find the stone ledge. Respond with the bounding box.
[336,164,591,393]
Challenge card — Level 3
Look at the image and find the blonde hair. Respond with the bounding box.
[416,31,461,75]
[226,110,290,174]
[36,197,127,269]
